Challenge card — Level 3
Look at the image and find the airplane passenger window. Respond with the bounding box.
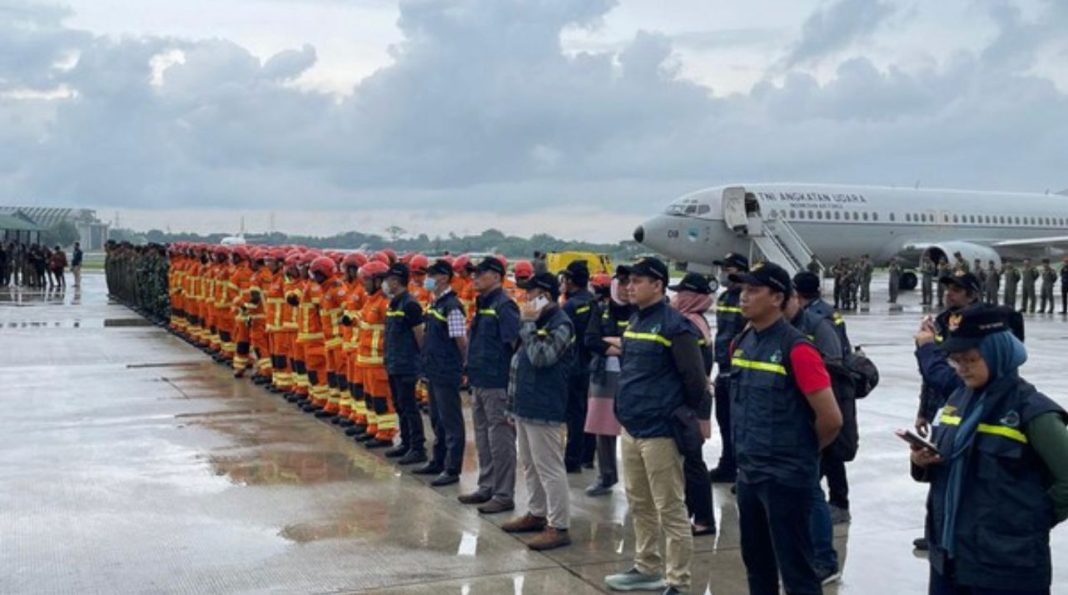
[889,213,895,221]
[834,211,841,220]
[817,211,823,220]
[790,210,796,218]
[952,214,958,223]
[698,205,710,214]
[905,214,911,222]
[862,212,869,221]
[854,212,860,220]
[873,213,879,221]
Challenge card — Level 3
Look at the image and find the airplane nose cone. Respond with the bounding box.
[633,225,644,244]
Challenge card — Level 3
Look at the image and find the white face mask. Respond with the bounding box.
[424,277,437,292]
[381,281,394,298]
[531,295,550,311]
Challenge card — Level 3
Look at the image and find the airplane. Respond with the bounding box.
[633,183,1068,289]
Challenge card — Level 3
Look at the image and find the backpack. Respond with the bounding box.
[843,347,879,399]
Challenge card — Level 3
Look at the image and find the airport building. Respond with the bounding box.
[0,206,109,250]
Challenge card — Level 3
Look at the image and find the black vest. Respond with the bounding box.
[422,290,464,385]
[730,318,819,487]
[615,300,692,439]
[511,307,573,423]
[467,288,517,389]
[803,298,851,357]
[564,288,596,375]
[714,287,745,370]
[384,291,422,376]
[927,378,1066,591]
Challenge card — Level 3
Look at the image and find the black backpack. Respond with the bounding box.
[843,347,879,399]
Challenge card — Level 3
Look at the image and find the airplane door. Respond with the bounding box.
[723,186,748,231]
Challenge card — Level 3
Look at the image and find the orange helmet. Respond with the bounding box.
[453,254,471,273]
[310,256,337,279]
[371,251,390,265]
[514,260,534,280]
[591,272,612,289]
[358,260,389,280]
[409,254,429,274]
[342,252,366,269]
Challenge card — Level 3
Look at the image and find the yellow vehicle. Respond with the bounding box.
[544,251,614,275]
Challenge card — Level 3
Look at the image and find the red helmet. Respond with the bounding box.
[310,256,337,279]
[452,254,471,273]
[213,245,230,258]
[358,260,389,280]
[514,260,534,280]
[591,272,612,289]
[381,248,397,264]
[330,252,344,264]
[284,253,302,268]
[495,254,508,269]
[300,252,318,266]
[409,254,429,274]
[371,251,390,265]
[231,246,250,261]
[250,248,267,262]
[399,253,413,265]
[342,252,366,269]
[268,248,287,261]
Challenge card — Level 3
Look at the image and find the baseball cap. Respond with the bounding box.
[559,260,590,285]
[792,272,821,297]
[629,257,670,283]
[713,252,749,271]
[668,272,713,295]
[729,262,792,297]
[386,262,410,282]
[939,270,982,294]
[520,272,560,300]
[475,256,506,277]
[427,259,453,277]
[939,304,1012,353]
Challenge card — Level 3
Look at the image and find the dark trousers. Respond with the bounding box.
[389,374,425,453]
[1062,288,1067,313]
[820,452,850,510]
[596,435,618,485]
[929,563,1049,595]
[684,450,715,528]
[428,379,465,474]
[565,373,594,468]
[713,375,735,473]
[737,480,821,595]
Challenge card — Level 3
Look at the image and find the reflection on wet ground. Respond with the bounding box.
[2,272,1066,594]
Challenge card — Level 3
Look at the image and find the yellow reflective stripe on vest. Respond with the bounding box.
[428,308,448,322]
[731,357,788,376]
[478,308,497,316]
[575,305,591,315]
[623,331,672,347]
[718,306,743,314]
[386,310,406,317]
[938,414,1028,444]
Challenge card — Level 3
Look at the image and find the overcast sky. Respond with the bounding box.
[2,0,1066,241]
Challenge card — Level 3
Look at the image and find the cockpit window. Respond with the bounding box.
[665,198,702,216]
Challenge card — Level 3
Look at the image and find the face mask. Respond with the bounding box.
[532,295,550,311]
[424,277,437,292]
[381,282,394,298]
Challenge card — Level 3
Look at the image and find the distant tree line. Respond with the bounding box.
[107,227,645,261]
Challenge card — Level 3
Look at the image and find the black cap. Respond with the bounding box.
[939,270,982,294]
[713,252,749,271]
[669,272,713,295]
[940,304,1013,353]
[386,262,410,282]
[520,272,560,300]
[629,257,670,283]
[560,260,590,285]
[792,271,821,297]
[474,256,505,277]
[614,264,632,279]
[427,259,453,278]
[729,262,792,297]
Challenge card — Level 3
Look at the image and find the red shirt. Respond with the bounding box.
[789,343,831,395]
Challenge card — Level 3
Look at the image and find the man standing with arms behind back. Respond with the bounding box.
[459,256,521,515]
[729,262,842,595]
[71,242,83,288]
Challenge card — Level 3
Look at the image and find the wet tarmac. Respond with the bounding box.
[1,273,1066,594]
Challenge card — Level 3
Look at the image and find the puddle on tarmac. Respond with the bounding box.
[1,318,152,329]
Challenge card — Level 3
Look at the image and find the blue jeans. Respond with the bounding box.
[810,483,838,572]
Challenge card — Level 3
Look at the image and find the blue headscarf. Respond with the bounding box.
[941,330,1027,558]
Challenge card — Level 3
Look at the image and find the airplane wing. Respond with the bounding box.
[992,236,1068,249]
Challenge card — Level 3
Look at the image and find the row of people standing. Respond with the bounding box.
[0,240,73,289]
[920,252,1068,313]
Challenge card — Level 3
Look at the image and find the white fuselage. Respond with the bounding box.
[635,183,1068,267]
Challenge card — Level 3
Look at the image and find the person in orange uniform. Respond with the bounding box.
[168,244,186,334]
[338,252,368,431]
[319,256,348,418]
[212,246,236,362]
[513,259,534,304]
[201,246,220,351]
[186,245,206,346]
[352,260,398,447]
[247,249,274,384]
[498,255,517,298]
[451,254,477,322]
[292,254,329,415]
[285,253,312,402]
[272,252,301,395]
[228,246,255,377]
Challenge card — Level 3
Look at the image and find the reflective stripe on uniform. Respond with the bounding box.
[623,330,672,347]
[938,414,1028,444]
[731,357,787,376]
[718,306,743,314]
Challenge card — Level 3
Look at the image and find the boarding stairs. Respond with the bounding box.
[744,214,819,277]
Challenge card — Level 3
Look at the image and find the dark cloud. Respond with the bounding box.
[781,0,895,67]
[0,0,1066,220]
